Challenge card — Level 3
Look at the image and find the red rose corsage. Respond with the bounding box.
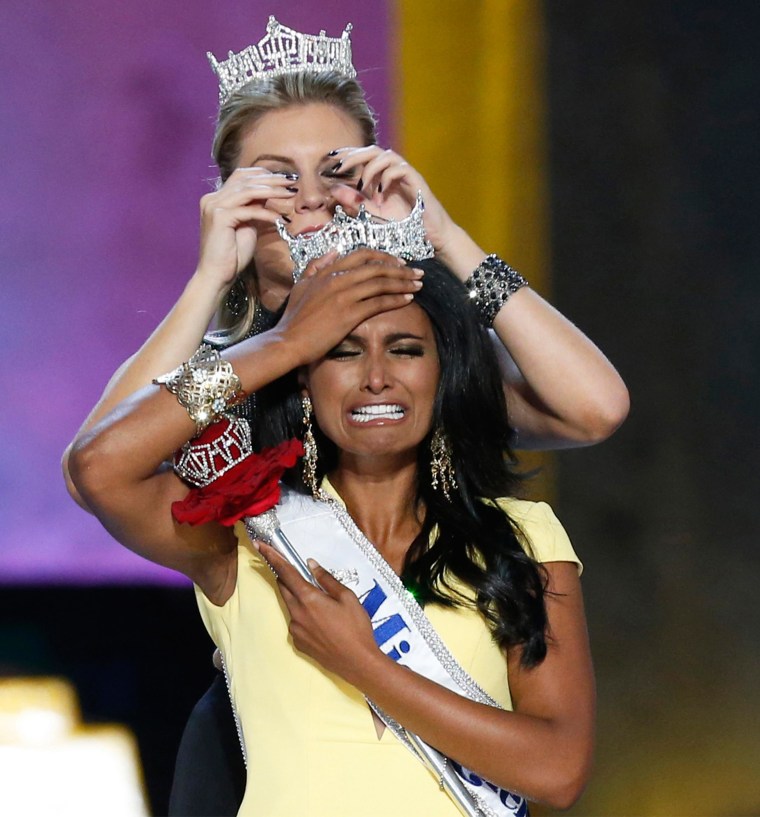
[171,437,304,527]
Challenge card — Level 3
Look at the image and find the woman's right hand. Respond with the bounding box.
[196,167,297,288]
[275,249,425,367]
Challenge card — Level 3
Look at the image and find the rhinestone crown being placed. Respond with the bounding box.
[208,16,356,104]
[277,192,435,281]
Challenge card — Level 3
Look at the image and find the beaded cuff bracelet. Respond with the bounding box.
[154,345,244,436]
[464,254,529,327]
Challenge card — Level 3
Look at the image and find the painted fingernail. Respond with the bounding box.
[327,149,340,157]
[378,183,383,193]
[282,215,292,223]
[356,178,364,191]
[284,173,298,181]
[286,186,298,193]
[331,161,343,171]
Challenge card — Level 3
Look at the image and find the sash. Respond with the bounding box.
[243,486,529,817]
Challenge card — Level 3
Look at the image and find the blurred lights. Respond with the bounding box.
[0,677,148,816]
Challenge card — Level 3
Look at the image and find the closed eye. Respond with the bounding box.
[390,345,425,358]
[251,158,296,172]
[323,168,359,183]
[325,345,361,360]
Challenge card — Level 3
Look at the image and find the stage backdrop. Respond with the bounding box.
[0,0,392,583]
[3,2,759,816]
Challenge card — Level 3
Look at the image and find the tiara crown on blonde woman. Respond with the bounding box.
[208,16,356,103]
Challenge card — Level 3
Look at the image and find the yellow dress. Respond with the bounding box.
[195,486,581,817]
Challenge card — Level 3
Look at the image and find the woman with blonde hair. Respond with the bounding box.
[63,19,628,507]
[63,17,619,814]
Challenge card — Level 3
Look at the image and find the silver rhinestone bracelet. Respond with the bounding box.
[464,254,529,327]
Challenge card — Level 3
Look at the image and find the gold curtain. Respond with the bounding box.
[393,0,553,497]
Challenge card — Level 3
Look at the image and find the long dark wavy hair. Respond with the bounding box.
[255,258,548,667]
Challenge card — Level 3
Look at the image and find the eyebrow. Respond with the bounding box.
[249,151,338,166]
[250,154,293,165]
[343,332,427,344]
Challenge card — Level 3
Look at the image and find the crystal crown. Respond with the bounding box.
[277,192,435,281]
[208,16,356,104]
[173,415,252,487]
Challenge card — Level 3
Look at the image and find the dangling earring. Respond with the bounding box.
[301,395,319,497]
[430,427,457,502]
[225,277,249,318]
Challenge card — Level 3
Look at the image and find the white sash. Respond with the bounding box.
[244,486,529,817]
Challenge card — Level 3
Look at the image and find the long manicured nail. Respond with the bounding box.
[378,183,383,193]
[331,161,343,171]
[327,149,340,157]
[356,178,364,191]
[286,186,298,193]
[282,215,292,223]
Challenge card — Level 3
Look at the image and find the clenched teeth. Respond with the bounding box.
[351,404,405,422]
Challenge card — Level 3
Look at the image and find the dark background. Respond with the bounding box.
[0,587,211,813]
[547,1,760,814]
[1,2,758,815]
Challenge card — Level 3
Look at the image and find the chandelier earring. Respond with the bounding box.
[225,277,249,318]
[430,427,457,502]
[301,395,320,497]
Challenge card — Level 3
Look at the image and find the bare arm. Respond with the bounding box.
[264,555,595,810]
[429,225,629,449]
[333,149,630,448]
[62,167,298,509]
[61,272,229,510]
[68,254,424,593]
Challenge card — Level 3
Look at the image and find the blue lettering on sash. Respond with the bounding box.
[359,581,412,662]
[450,760,528,816]
[360,581,388,619]
[358,582,526,815]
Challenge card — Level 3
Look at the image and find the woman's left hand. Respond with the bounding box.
[328,146,459,257]
[259,542,379,685]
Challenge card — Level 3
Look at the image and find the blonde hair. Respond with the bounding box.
[211,72,377,343]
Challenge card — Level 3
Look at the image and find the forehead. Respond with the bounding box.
[351,301,434,340]
[238,103,365,163]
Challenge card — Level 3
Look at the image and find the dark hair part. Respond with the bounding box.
[255,259,548,667]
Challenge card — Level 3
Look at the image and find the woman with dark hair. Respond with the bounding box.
[69,257,595,816]
[62,17,612,814]
[62,19,629,513]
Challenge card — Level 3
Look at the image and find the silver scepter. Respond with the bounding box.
[406,735,484,817]
[245,508,323,589]
[368,707,483,816]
